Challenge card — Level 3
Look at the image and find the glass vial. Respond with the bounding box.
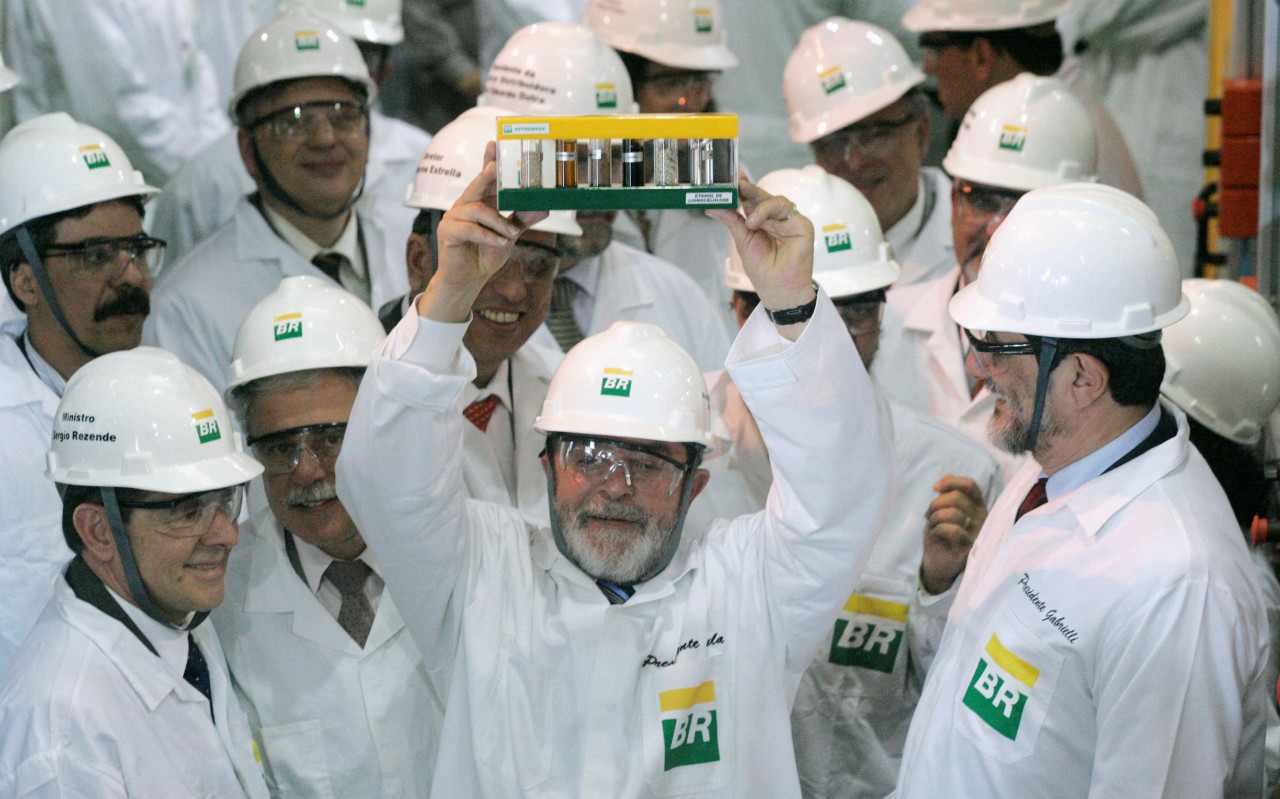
[690,138,714,185]
[654,138,678,186]
[519,139,543,188]
[555,139,578,187]
[622,139,645,187]
[587,138,611,187]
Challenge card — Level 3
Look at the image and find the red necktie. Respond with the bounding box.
[1015,477,1049,522]
[463,394,501,432]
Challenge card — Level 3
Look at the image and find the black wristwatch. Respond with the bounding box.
[764,282,820,326]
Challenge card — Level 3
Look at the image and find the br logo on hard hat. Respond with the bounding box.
[998,125,1028,152]
[659,681,721,770]
[273,312,303,342]
[822,223,852,254]
[818,66,846,96]
[345,0,366,6]
[962,634,1039,740]
[79,144,110,170]
[192,410,223,445]
[294,30,321,50]
[693,7,714,33]
[828,594,907,673]
[595,84,618,110]
[601,367,633,397]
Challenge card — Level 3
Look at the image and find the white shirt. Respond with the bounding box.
[335,295,896,797]
[289,533,384,621]
[261,203,371,305]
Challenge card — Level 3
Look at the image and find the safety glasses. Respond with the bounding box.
[116,485,244,539]
[247,422,347,475]
[833,291,886,337]
[812,112,921,163]
[965,329,1039,376]
[553,435,694,497]
[42,234,166,280]
[250,100,368,141]
[951,179,1024,224]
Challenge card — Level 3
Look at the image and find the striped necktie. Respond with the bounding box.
[547,277,586,352]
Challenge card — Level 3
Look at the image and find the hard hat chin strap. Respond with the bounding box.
[1025,336,1059,454]
[100,487,209,631]
[15,226,101,360]
[248,134,366,224]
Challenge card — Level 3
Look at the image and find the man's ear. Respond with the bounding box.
[969,37,1000,83]
[237,128,259,180]
[8,261,40,309]
[913,102,932,157]
[405,233,438,297]
[688,468,711,502]
[73,502,119,562]
[1063,352,1110,409]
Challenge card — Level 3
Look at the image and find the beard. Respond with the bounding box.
[553,495,680,585]
[988,382,1064,456]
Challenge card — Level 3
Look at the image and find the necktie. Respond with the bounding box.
[1015,477,1049,522]
[547,277,586,352]
[312,251,351,284]
[183,634,214,721]
[631,209,654,253]
[324,559,375,647]
[463,394,501,432]
[597,579,635,605]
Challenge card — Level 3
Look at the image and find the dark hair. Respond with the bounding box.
[0,196,147,311]
[1035,336,1165,407]
[57,484,149,554]
[616,50,652,94]
[411,208,443,239]
[923,23,1063,76]
[1186,417,1270,533]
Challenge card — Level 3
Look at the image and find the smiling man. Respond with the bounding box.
[145,5,408,394]
[0,113,163,679]
[0,347,268,797]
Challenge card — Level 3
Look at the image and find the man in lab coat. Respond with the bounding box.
[784,18,955,290]
[335,157,894,796]
[873,74,1097,480]
[215,276,442,796]
[894,184,1268,796]
[0,348,267,798]
[145,5,408,393]
[0,115,162,679]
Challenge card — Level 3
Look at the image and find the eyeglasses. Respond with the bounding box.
[553,436,693,497]
[247,423,347,475]
[812,112,921,163]
[952,180,1024,224]
[507,240,563,284]
[250,101,368,141]
[637,70,720,102]
[833,294,885,337]
[42,234,166,279]
[116,485,244,539]
[965,329,1039,374]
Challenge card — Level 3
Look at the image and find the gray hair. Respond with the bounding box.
[228,366,365,436]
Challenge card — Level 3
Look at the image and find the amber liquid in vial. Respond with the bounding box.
[622,139,644,187]
[555,139,577,187]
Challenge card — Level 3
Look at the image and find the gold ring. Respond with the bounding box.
[782,203,797,221]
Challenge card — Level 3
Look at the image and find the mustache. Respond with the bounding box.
[93,284,150,321]
[578,498,648,525]
[284,480,338,507]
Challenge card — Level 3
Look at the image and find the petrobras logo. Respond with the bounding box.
[595,83,618,110]
[192,410,222,445]
[273,312,303,341]
[962,634,1039,740]
[345,0,366,6]
[998,125,1028,152]
[659,680,721,770]
[601,367,632,397]
[828,593,907,673]
[79,144,110,170]
[295,30,320,50]
[819,66,846,95]
[693,7,713,33]
[822,223,852,254]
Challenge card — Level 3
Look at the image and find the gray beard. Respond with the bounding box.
[554,496,679,585]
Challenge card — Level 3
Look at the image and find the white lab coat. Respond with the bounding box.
[144,196,410,393]
[1055,58,1145,199]
[212,510,442,798]
[0,575,269,798]
[612,210,737,337]
[558,241,733,373]
[895,404,1269,797]
[335,295,895,797]
[145,111,432,266]
[874,264,1030,481]
[888,168,955,288]
[0,322,71,681]
[6,0,231,185]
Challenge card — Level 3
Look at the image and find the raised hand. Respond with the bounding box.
[920,474,988,595]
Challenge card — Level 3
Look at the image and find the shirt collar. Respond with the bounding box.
[1045,404,1162,499]
[462,357,512,407]
[106,585,191,676]
[883,174,927,259]
[22,328,67,397]
[261,202,365,282]
[290,532,380,596]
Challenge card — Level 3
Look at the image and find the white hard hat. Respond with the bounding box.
[230,3,377,123]
[535,321,713,447]
[726,165,899,298]
[1161,279,1280,447]
[479,22,639,114]
[0,113,159,236]
[943,73,1096,192]
[950,183,1189,338]
[902,0,1068,32]
[226,275,387,394]
[284,0,405,45]
[784,18,926,144]
[47,347,263,492]
[403,106,582,236]
[583,0,738,71]
[0,49,19,93]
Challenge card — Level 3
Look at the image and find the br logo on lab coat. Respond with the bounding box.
[962,634,1039,740]
[273,313,303,342]
[294,30,320,50]
[818,66,846,96]
[822,224,852,254]
[193,410,222,445]
[828,593,906,673]
[601,367,633,397]
[80,144,110,170]
[659,680,721,770]
[998,126,1028,153]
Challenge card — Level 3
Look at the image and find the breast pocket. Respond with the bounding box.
[642,648,734,796]
[258,719,334,798]
[474,648,552,790]
[953,602,1065,764]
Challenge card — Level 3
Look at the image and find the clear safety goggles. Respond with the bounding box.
[250,100,369,141]
[247,422,347,475]
[637,69,720,106]
[812,111,921,163]
[552,435,694,497]
[964,329,1040,377]
[42,233,166,280]
[951,180,1024,225]
[116,485,244,539]
[832,291,886,337]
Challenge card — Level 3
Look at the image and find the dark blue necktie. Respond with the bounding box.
[184,633,214,722]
